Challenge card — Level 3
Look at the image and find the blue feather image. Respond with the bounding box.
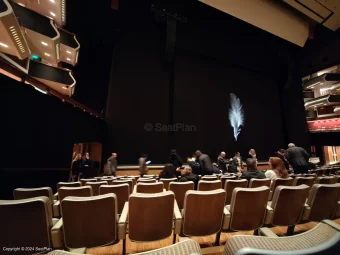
[229,93,244,141]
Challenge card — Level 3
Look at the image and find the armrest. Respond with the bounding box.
[264,205,273,225]
[51,218,63,249]
[173,200,182,234]
[53,200,60,218]
[302,204,311,221]
[163,189,166,192]
[222,207,231,230]
[69,248,86,254]
[335,201,340,218]
[322,219,340,231]
[133,186,137,193]
[53,192,58,200]
[118,202,128,240]
[259,227,278,237]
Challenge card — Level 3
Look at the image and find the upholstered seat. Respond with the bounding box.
[137,178,157,183]
[85,181,108,196]
[248,178,271,188]
[315,176,337,184]
[54,182,81,200]
[160,178,178,190]
[202,175,218,181]
[198,180,222,191]
[112,179,134,194]
[135,182,164,193]
[169,181,195,210]
[99,184,129,214]
[224,179,248,205]
[269,178,293,200]
[293,176,315,188]
[80,178,97,186]
[221,176,238,189]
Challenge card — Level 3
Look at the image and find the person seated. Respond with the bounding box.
[185,157,201,175]
[229,152,243,173]
[179,166,199,190]
[159,163,176,179]
[240,158,266,181]
[213,163,222,174]
[265,157,289,180]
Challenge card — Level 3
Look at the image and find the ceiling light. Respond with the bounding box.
[66,50,71,54]
[50,12,56,17]
[41,41,48,46]
[62,86,67,89]
[67,58,71,61]
[0,42,9,48]
[44,53,50,56]
[50,0,55,3]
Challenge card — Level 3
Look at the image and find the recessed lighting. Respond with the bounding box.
[0,42,9,48]
[41,41,48,46]
[66,50,71,54]
[50,0,55,3]
[67,58,71,61]
[62,86,67,90]
[50,12,56,17]
[44,53,50,56]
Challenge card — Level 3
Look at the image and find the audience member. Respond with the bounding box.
[179,166,199,189]
[107,153,118,176]
[240,158,265,181]
[275,149,290,170]
[246,149,257,160]
[159,164,176,179]
[186,157,201,175]
[139,154,148,177]
[195,150,213,175]
[217,151,229,173]
[229,152,243,173]
[71,153,82,181]
[265,157,289,180]
[286,143,310,174]
[169,149,183,169]
[213,163,222,174]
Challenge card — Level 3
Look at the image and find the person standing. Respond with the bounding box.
[107,153,118,176]
[169,149,183,169]
[195,150,213,175]
[82,152,93,178]
[139,154,148,177]
[247,149,257,161]
[217,151,229,173]
[71,153,82,181]
[286,143,310,174]
[229,152,243,173]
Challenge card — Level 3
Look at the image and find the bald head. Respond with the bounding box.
[220,151,226,157]
[288,143,295,148]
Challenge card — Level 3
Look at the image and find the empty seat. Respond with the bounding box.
[99,184,129,214]
[169,181,195,210]
[137,178,156,183]
[119,191,182,254]
[315,176,337,184]
[61,194,121,250]
[224,220,340,255]
[112,179,133,194]
[269,178,294,200]
[302,183,340,221]
[143,175,156,179]
[198,180,222,191]
[100,178,114,185]
[0,196,63,251]
[265,185,310,235]
[120,177,136,187]
[135,182,164,193]
[293,176,315,187]
[224,186,270,233]
[202,175,218,181]
[304,173,317,178]
[54,182,81,200]
[80,178,97,186]
[221,175,238,189]
[314,169,325,176]
[182,189,227,246]
[160,178,178,190]
[85,181,108,196]
[224,179,248,205]
[289,174,302,179]
[248,178,271,188]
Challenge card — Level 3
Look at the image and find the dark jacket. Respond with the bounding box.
[197,154,213,175]
[217,156,229,172]
[228,156,242,173]
[71,159,82,176]
[286,147,309,169]
[179,173,199,190]
[240,168,266,181]
[159,170,176,179]
[275,151,289,170]
[82,158,93,168]
[188,161,201,175]
[169,153,183,169]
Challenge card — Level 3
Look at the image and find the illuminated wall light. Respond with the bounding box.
[9,26,25,53]
[50,12,56,17]
[50,0,55,3]
[44,53,50,57]
[0,42,9,48]
[67,58,71,61]
[61,0,66,22]
[62,86,67,90]
[41,41,48,46]
[66,50,71,54]
[76,51,79,62]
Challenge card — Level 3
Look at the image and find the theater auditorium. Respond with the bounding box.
[1,0,340,254]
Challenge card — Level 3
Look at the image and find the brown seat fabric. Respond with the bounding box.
[80,179,97,186]
[183,189,226,236]
[306,183,340,221]
[202,176,218,181]
[224,179,248,205]
[99,184,129,214]
[169,181,194,210]
[221,176,237,189]
[160,178,178,190]
[57,182,81,190]
[269,178,294,200]
[293,177,315,188]
[248,178,271,188]
[58,186,93,202]
[229,186,270,231]
[136,182,164,193]
[198,180,222,191]
[0,196,53,253]
[316,176,337,184]
[61,194,118,249]
[112,179,134,194]
[129,191,175,242]
[137,178,156,183]
[14,187,54,206]
[85,181,108,196]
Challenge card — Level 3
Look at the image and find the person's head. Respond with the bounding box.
[268,157,288,178]
[112,153,117,158]
[171,149,177,154]
[75,153,82,161]
[249,149,255,155]
[185,157,191,163]
[246,158,257,169]
[279,149,286,154]
[85,152,89,159]
[163,164,174,175]
[195,150,202,157]
[183,166,192,174]
[220,151,226,158]
[141,154,148,159]
[235,152,240,157]
[288,143,295,148]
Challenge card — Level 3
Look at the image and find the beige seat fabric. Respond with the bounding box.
[0,196,62,252]
[224,179,248,205]
[14,187,54,206]
[120,177,136,188]
[221,176,237,189]
[315,176,337,184]
[267,185,310,227]
[293,176,315,188]
[269,178,293,200]
[57,182,81,190]
[136,182,164,193]
[169,181,194,210]
[227,186,270,231]
[137,178,157,183]
[143,175,156,179]
[100,178,114,185]
[224,220,340,255]
[303,183,340,221]
[61,194,118,249]
[160,178,177,190]
[80,179,97,186]
[198,180,222,191]
[202,175,218,181]
[248,178,271,188]
[85,181,108,196]
[58,186,93,203]
[99,184,129,214]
